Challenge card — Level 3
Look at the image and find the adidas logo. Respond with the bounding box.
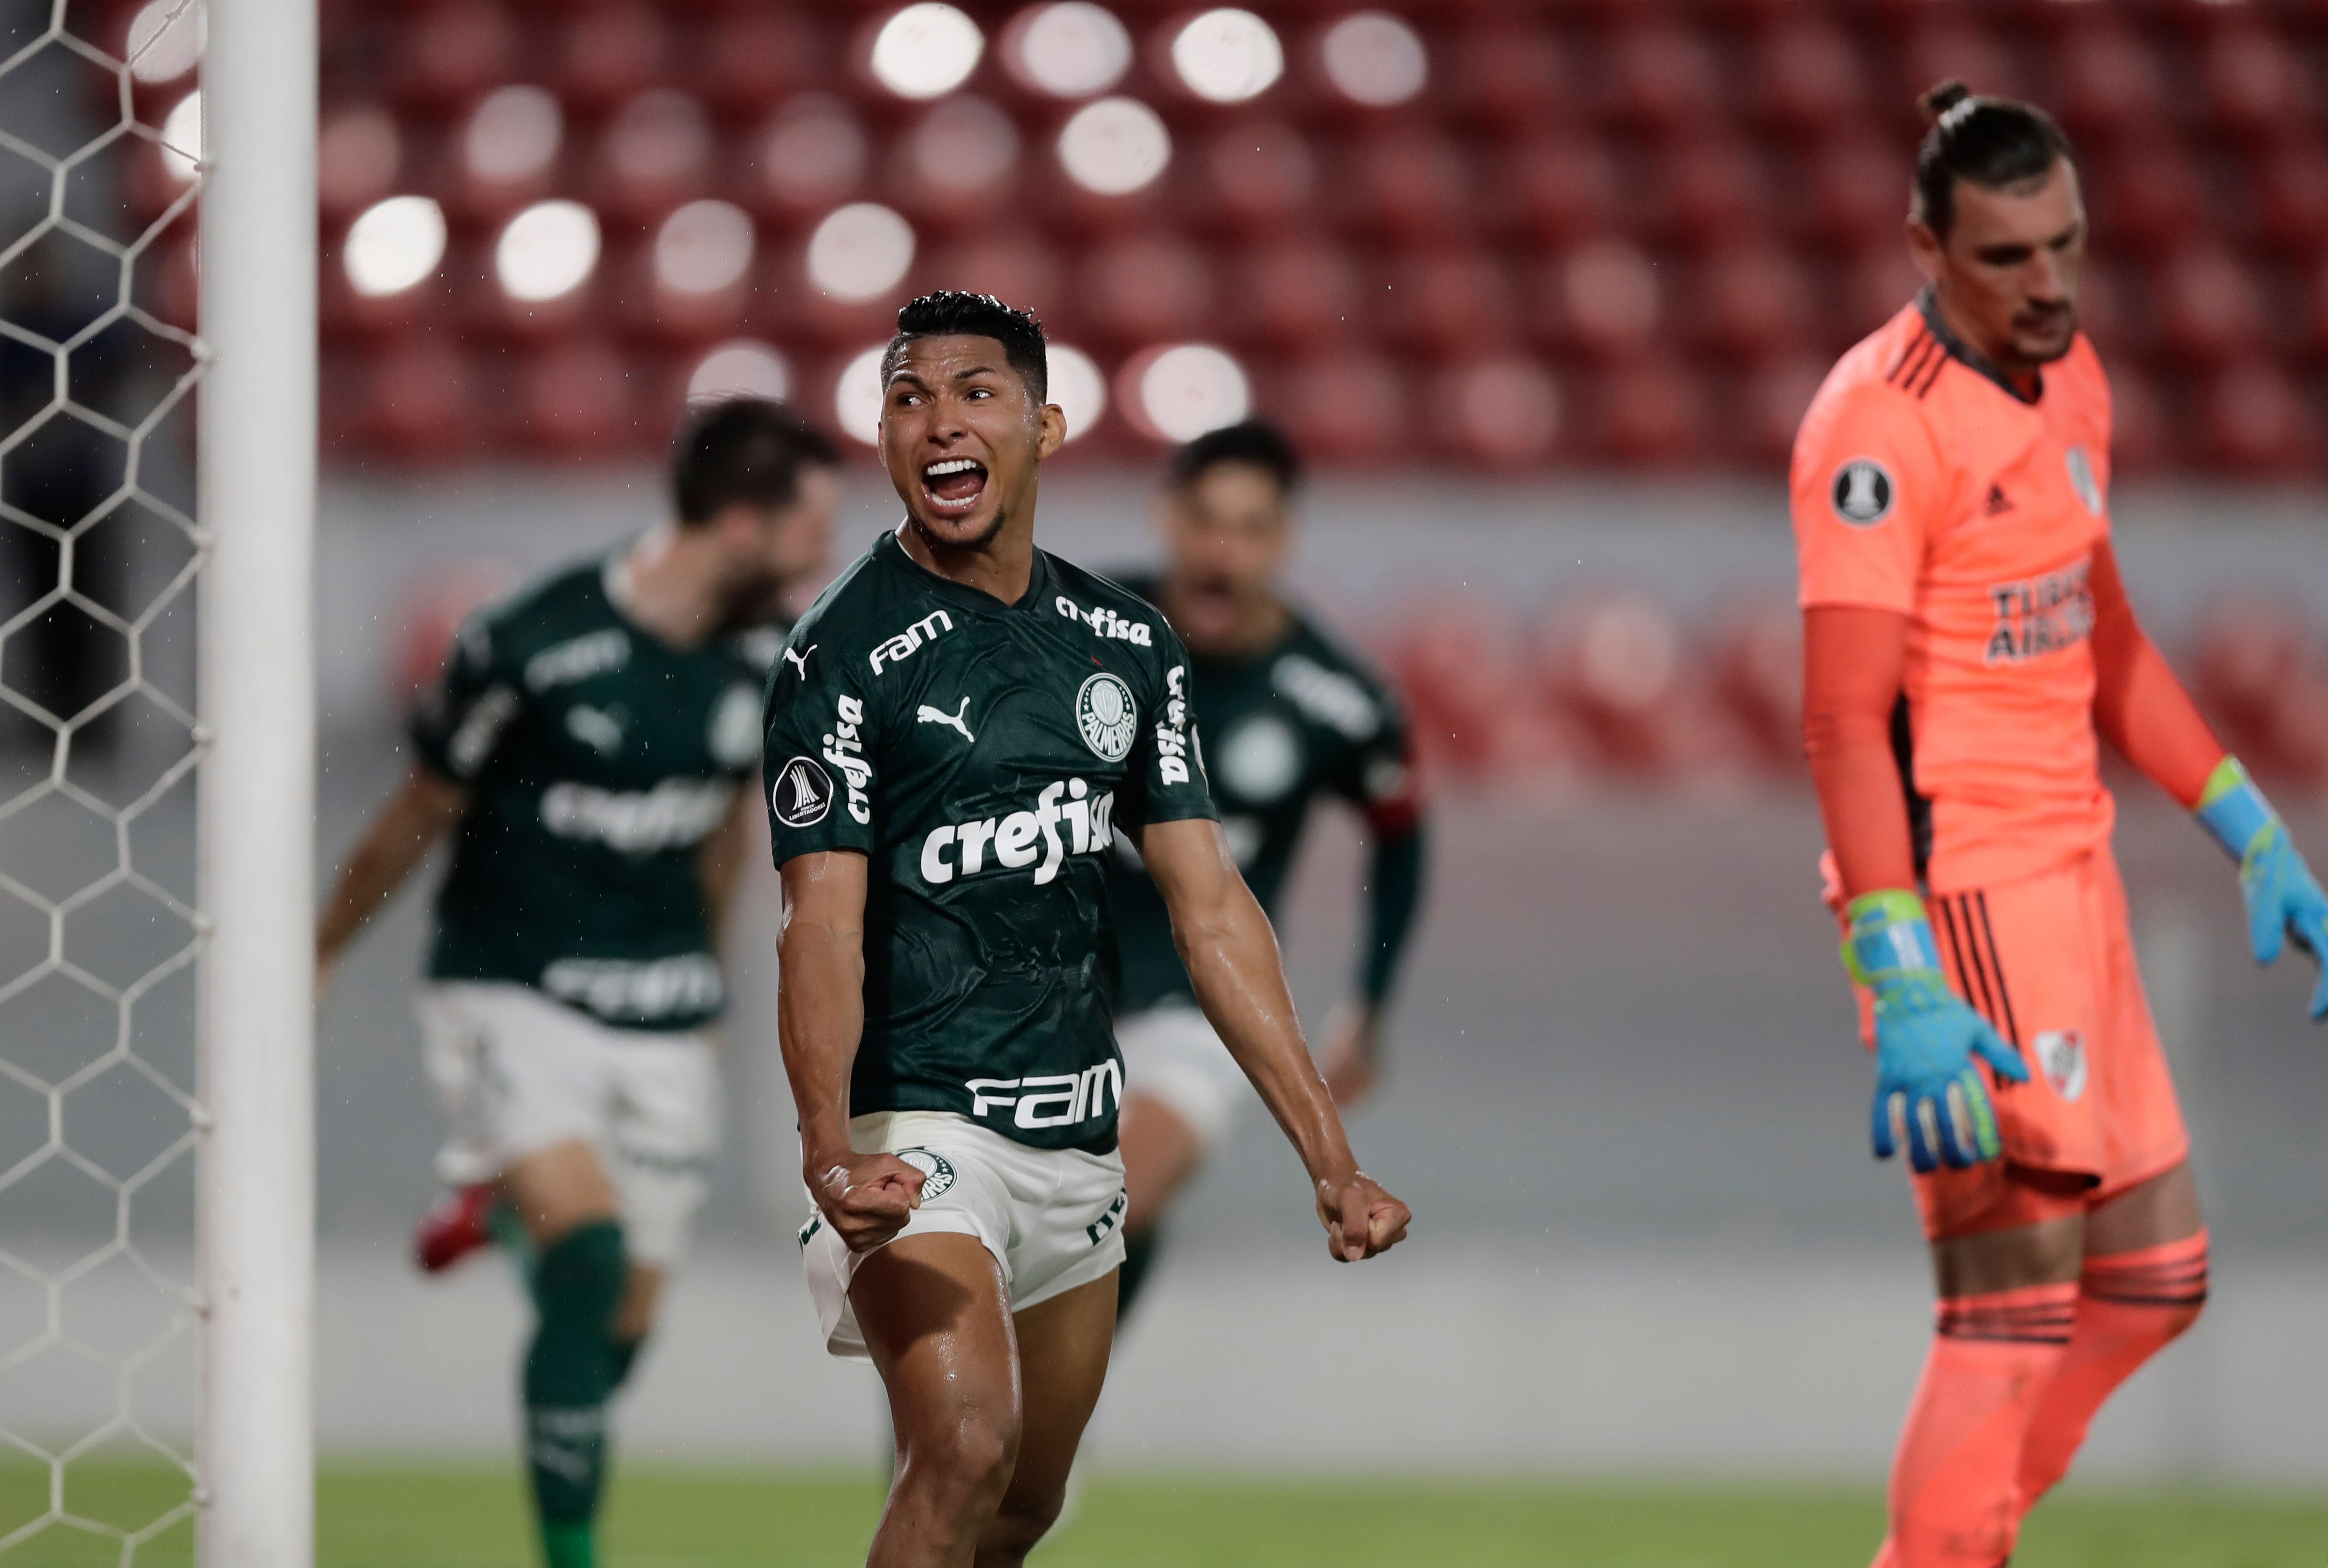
[1985,483,2014,516]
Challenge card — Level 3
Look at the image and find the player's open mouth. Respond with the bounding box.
[921,457,988,513]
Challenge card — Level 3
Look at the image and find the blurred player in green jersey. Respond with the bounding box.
[1106,422,1429,1320]
[315,398,838,1568]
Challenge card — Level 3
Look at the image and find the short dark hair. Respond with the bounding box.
[671,398,838,525]
[880,290,1049,404]
[1912,81,2076,239]
[1164,419,1302,495]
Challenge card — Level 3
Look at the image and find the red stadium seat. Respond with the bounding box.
[1600,20,1722,137]
[2105,364,2177,476]
[511,338,640,457]
[1693,242,1812,361]
[1386,595,1577,787]
[1528,591,1712,780]
[1846,245,1925,342]
[919,232,1067,329]
[2047,20,2167,147]
[318,105,402,222]
[592,90,714,227]
[1341,129,1474,242]
[2199,359,2313,476]
[888,96,1023,231]
[1228,237,1362,351]
[1541,238,1662,357]
[556,2,669,114]
[2201,26,2308,144]
[1803,136,1902,248]
[696,8,817,121]
[390,3,515,111]
[1076,234,1213,347]
[2153,245,2265,368]
[1273,351,1407,466]
[358,336,476,462]
[2088,138,2203,255]
[1384,249,1514,355]
[1441,20,1570,134]
[2252,140,2328,256]
[1427,354,1562,469]
[1748,20,1867,138]
[1737,353,1827,468]
[1706,600,1804,776]
[2192,597,2328,787]
[1651,137,1767,246]
[1496,133,1620,245]
[1895,23,2018,107]
[1195,123,1319,235]
[1592,357,1707,465]
[737,97,870,223]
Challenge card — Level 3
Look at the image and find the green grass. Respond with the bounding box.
[1,1463,2323,1566]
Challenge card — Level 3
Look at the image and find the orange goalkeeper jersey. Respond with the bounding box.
[1791,293,2116,894]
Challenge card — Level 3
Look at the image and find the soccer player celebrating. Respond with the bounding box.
[767,292,1409,1567]
[1103,421,1427,1320]
[1793,85,2328,1566]
[316,399,839,1568]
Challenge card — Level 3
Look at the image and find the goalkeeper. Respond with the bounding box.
[315,399,837,1568]
[1794,83,2328,1568]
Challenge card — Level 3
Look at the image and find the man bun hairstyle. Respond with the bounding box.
[881,290,1049,404]
[1165,419,1302,496]
[671,397,839,525]
[1912,80,2075,238]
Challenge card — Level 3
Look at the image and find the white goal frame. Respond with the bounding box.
[194,0,317,1560]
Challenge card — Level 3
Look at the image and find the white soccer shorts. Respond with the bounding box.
[417,980,719,1268]
[801,1110,1128,1361]
[1115,1003,1251,1153]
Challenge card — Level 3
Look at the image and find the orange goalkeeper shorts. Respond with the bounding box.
[1841,848,2194,1242]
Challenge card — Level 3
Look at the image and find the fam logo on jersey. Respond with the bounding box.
[1984,558,2094,666]
[893,1148,957,1200]
[2034,1028,2088,1103]
[870,610,954,676]
[968,1059,1124,1132]
[1076,672,1139,762]
[919,779,1117,886]
[1830,459,1896,527]
[770,755,835,827]
[2064,445,2103,516]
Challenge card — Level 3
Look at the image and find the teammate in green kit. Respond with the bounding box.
[767,292,1410,1568]
[316,399,839,1568]
[1105,421,1428,1322]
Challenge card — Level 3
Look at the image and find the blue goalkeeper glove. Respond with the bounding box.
[2197,757,2328,1021]
[1843,890,2030,1173]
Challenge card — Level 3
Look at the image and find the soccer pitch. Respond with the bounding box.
[6,1466,2327,1567]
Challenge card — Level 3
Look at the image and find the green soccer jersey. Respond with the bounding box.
[410,551,776,1032]
[762,531,1217,1153]
[1104,576,1421,1015]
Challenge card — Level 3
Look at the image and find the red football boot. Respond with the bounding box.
[412,1184,501,1274]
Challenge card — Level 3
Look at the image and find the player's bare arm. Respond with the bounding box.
[776,848,926,1252]
[314,764,468,994]
[1134,814,1409,1262]
[697,789,756,950]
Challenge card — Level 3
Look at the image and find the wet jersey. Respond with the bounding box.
[1104,576,1420,1014]
[1792,292,2116,893]
[762,531,1217,1154]
[410,553,773,1032]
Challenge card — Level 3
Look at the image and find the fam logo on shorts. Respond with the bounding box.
[2035,1027,2088,1103]
[770,755,834,827]
[895,1148,956,1199]
[1830,458,1896,527]
[1076,672,1138,762]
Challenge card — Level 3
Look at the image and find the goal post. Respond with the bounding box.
[195,0,319,1558]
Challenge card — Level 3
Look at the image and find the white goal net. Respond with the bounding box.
[0,0,211,1557]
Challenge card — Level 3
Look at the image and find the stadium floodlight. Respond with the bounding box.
[125,0,205,82]
[688,340,793,404]
[1047,345,1107,442]
[462,84,562,186]
[1321,12,1428,107]
[160,89,204,181]
[1007,3,1132,98]
[1170,9,1283,103]
[1057,98,1171,196]
[1127,343,1250,441]
[198,0,321,1561]
[836,345,890,445]
[655,200,755,296]
[870,3,986,100]
[345,196,447,297]
[496,200,601,302]
[808,203,916,302]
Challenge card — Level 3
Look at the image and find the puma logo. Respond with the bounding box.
[782,644,816,680]
[916,696,974,744]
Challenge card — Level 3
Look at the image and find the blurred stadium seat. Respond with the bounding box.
[271,0,2325,473]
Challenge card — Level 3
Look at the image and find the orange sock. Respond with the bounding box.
[2016,1230,2209,1513]
[1874,1282,2077,1568]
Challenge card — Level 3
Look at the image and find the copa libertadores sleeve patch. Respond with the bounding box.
[1830,458,1897,527]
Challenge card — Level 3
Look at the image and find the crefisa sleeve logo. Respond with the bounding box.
[770,755,835,828]
[1830,458,1896,527]
[1075,672,1138,762]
